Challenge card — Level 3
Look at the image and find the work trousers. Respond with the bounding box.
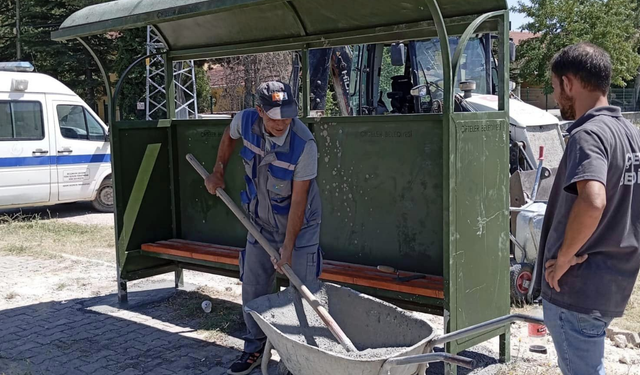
[239,223,322,353]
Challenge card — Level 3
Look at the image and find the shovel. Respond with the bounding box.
[186,153,358,353]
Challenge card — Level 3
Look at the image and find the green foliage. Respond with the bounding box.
[0,0,113,109]
[0,1,214,120]
[110,27,146,120]
[195,65,212,114]
[513,0,640,89]
[324,78,341,117]
[380,47,405,109]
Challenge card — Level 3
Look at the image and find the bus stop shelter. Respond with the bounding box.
[54,0,512,370]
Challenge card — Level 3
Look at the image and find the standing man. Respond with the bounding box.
[536,43,640,375]
[205,81,322,375]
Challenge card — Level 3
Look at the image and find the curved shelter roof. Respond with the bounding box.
[53,0,507,59]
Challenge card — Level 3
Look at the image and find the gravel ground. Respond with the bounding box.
[1,207,640,374]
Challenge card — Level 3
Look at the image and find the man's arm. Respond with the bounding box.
[205,125,238,195]
[545,179,606,291]
[274,180,311,272]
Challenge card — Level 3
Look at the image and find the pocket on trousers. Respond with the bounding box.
[576,314,612,337]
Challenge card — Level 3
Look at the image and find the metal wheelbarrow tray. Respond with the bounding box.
[246,282,542,375]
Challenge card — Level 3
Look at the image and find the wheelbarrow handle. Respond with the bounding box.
[186,154,359,353]
[428,313,544,349]
[379,352,475,374]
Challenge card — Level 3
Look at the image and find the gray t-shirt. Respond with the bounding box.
[535,106,640,317]
[229,112,318,181]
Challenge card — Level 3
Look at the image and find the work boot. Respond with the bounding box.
[227,350,263,375]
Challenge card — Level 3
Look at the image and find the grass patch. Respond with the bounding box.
[0,214,115,263]
[54,282,68,291]
[2,244,29,255]
[156,288,243,342]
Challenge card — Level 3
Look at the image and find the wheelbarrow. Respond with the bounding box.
[246,282,543,375]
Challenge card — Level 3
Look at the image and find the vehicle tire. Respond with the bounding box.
[92,177,114,213]
[510,262,534,306]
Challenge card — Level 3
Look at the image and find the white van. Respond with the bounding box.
[0,62,112,212]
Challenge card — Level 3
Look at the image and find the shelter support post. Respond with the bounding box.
[75,37,129,303]
[163,53,181,287]
[498,10,511,363]
[165,53,176,119]
[427,3,512,373]
[175,266,184,289]
[77,37,112,125]
[301,48,310,117]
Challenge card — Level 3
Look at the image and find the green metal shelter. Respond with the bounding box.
[54,0,512,370]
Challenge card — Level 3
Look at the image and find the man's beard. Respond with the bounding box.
[559,87,576,120]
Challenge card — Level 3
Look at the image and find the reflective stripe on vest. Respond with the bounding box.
[239,109,262,162]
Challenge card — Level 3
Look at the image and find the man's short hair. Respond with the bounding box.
[550,43,612,94]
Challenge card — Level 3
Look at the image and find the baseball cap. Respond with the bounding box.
[257,81,298,119]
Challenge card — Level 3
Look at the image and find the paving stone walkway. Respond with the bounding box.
[0,256,271,375]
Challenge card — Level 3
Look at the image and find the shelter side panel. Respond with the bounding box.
[176,122,248,247]
[448,115,510,347]
[313,118,444,277]
[113,126,174,274]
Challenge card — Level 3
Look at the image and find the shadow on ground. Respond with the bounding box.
[0,280,500,375]
[0,283,273,375]
[427,347,499,375]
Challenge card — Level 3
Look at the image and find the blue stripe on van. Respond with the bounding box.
[57,154,110,165]
[0,154,110,167]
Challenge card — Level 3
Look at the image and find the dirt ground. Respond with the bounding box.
[1,203,640,374]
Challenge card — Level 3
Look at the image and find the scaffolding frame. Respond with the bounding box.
[146,26,198,120]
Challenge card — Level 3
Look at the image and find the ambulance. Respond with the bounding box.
[0,62,112,212]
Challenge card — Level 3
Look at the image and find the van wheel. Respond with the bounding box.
[92,178,114,213]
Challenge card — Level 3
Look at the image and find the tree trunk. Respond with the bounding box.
[243,56,255,109]
[633,66,640,111]
[85,54,95,110]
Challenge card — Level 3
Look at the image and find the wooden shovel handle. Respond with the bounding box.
[186,154,358,352]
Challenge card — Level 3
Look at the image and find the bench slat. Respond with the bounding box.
[141,240,444,299]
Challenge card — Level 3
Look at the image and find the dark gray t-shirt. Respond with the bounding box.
[535,106,640,317]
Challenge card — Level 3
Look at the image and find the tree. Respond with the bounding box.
[110,27,146,120]
[513,0,640,90]
[0,0,113,110]
[207,52,293,113]
[195,64,212,114]
[0,1,211,120]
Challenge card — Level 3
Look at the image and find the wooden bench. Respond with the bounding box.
[141,239,444,299]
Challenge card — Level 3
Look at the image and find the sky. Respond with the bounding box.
[508,0,531,30]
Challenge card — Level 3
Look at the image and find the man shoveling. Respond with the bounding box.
[205,81,322,375]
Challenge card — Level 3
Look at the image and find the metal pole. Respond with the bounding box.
[15,0,21,60]
[381,353,475,372]
[145,26,151,120]
[77,38,112,125]
[427,314,543,350]
[545,92,548,111]
[302,49,310,117]
[190,62,198,118]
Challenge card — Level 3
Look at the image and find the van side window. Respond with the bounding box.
[0,101,45,141]
[57,105,105,141]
